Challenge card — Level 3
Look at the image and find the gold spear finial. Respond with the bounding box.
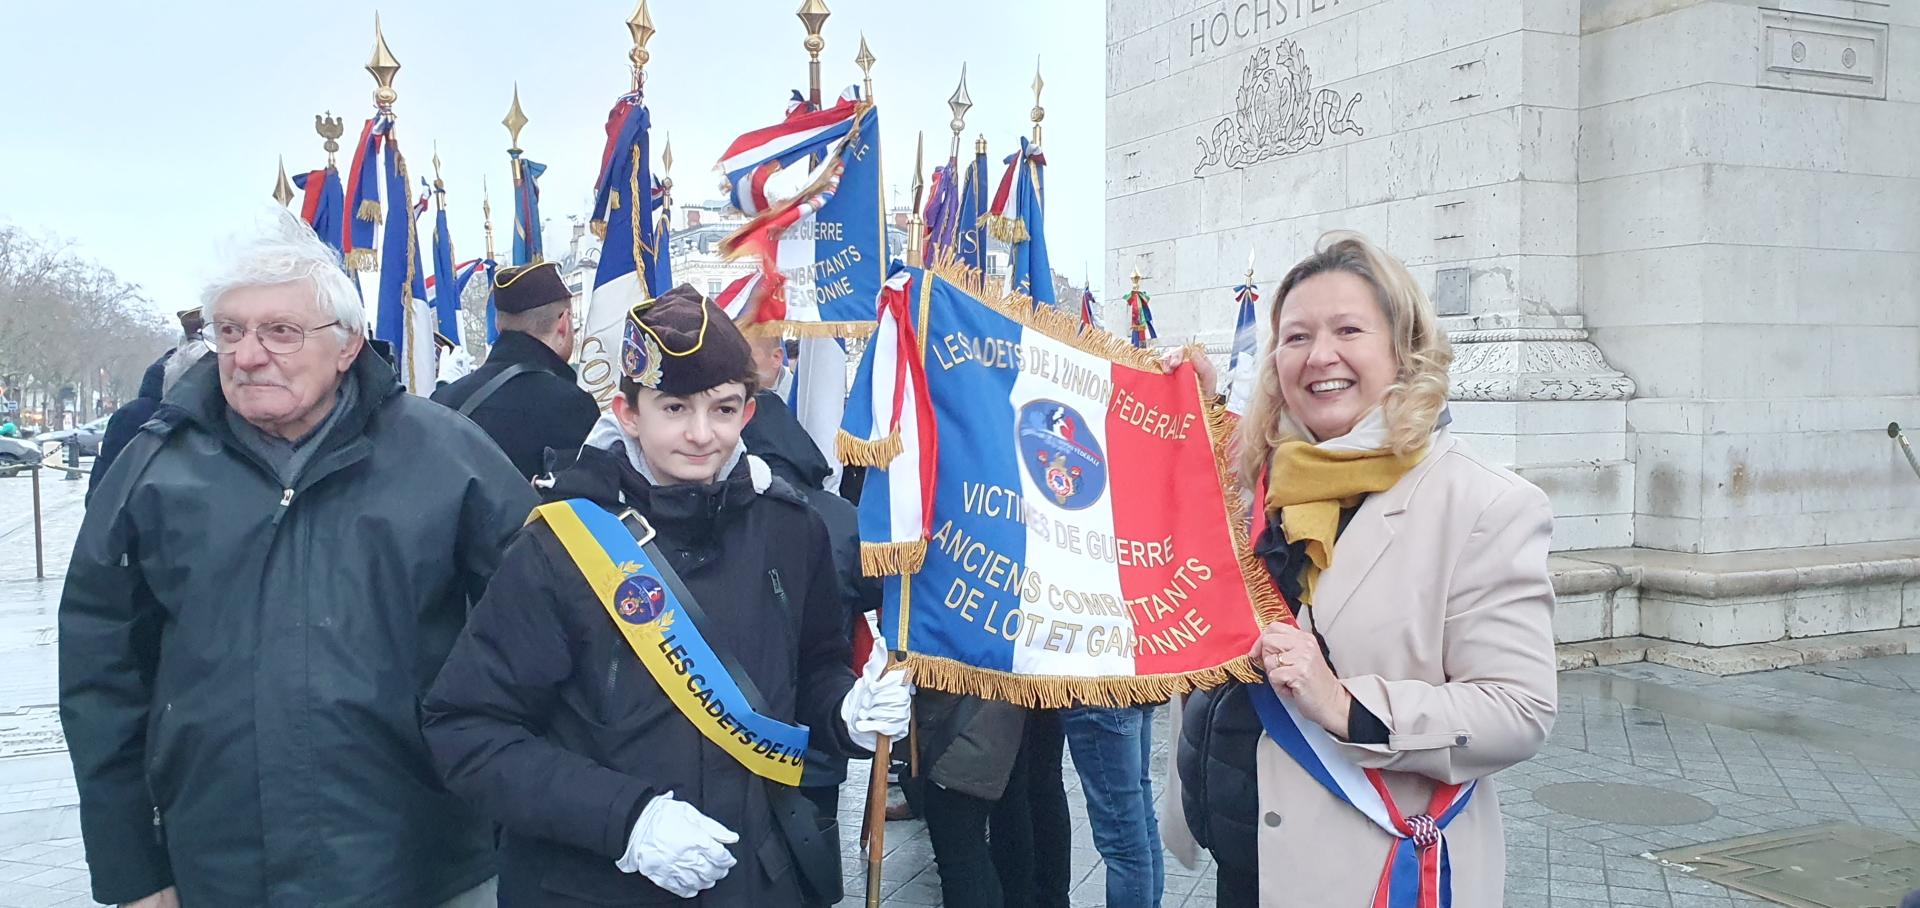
[1130,266,1143,293]
[503,84,529,153]
[315,112,344,168]
[856,33,876,102]
[975,133,988,156]
[481,176,496,262]
[1031,57,1046,145]
[273,157,296,207]
[432,145,444,193]
[948,65,973,143]
[660,133,674,195]
[797,0,830,107]
[628,0,655,88]
[366,13,402,109]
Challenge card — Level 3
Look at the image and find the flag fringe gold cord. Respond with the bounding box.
[981,213,1029,244]
[1202,396,1292,628]
[861,540,926,577]
[927,256,1164,373]
[837,429,903,468]
[590,220,608,240]
[901,652,1265,709]
[345,249,376,273]
[357,200,383,222]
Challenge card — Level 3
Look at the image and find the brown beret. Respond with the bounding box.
[623,284,755,396]
[492,261,571,314]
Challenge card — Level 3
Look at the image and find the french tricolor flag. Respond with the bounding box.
[842,266,1273,701]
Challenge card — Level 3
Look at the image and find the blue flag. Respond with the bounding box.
[430,182,461,342]
[370,122,435,394]
[511,153,545,265]
[986,138,1055,308]
[576,89,668,408]
[952,145,990,275]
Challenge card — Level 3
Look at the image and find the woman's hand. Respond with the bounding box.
[1161,347,1221,400]
[1252,621,1352,736]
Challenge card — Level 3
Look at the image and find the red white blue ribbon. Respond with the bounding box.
[1248,681,1474,908]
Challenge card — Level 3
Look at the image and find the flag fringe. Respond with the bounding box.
[927,255,1165,374]
[901,652,1266,709]
[861,540,926,577]
[1202,394,1293,628]
[344,249,377,273]
[591,220,608,240]
[981,213,1029,244]
[356,200,383,223]
[746,319,877,340]
[836,429,903,468]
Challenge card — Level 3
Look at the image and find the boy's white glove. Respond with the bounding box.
[615,792,738,898]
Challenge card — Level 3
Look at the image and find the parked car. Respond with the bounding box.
[37,416,109,457]
[0,435,42,469]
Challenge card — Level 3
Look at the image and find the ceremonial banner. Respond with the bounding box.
[985,138,1055,308]
[839,264,1281,706]
[293,166,346,260]
[578,88,668,409]
[1224,279,1260,413]
[716,89,887,332]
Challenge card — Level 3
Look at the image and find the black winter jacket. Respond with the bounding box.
[59,348,535,907]
[88,352,167,501]
[421,443,861,907]
[430,330,600,481]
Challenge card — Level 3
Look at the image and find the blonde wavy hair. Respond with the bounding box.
[1237,231,1453,483]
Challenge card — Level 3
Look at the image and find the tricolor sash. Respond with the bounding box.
[1248,682,1474,908]
[531,499,811,786]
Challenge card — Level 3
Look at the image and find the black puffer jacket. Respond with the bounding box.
[421,443,860,907]
[88,351,168,501]
[60,348,535,907]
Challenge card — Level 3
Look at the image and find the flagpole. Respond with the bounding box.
[481,178,495,263]
[797,0,830,109]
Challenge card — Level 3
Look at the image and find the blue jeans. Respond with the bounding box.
[1062,705,1165,908]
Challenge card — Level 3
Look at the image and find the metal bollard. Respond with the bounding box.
[62,439,80,482]
[31,465,45,580]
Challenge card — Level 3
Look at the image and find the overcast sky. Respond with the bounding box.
[0,0,1105,319]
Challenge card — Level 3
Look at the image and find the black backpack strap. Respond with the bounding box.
[455,363,536,417]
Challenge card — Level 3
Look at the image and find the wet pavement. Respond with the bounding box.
[1,466,1916,907]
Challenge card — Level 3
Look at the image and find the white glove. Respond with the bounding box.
[615,792,739,898]
[840,634,914,752]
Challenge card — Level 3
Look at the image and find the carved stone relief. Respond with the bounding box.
[1447,328,1636,402]
[1193,39,1364,176]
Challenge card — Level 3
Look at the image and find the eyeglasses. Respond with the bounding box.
[208,320,341,355]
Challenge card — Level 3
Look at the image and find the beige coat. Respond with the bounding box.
[1164,432,1558,907]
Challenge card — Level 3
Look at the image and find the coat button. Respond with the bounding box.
[1263,812,1282,828]
[1455,734,1470,746]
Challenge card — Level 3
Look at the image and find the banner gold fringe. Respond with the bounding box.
[902,652,1266,709]
[752,319,876,339]
[356,200,383,223]
[836,429,903,468]
[982,214,1029,244]
[1203,394,1292,628]
[926,255,1165,374]
[344,249,376,273]
[861,540,926,577]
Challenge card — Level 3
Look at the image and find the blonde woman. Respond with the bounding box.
[1164,231,1557,907]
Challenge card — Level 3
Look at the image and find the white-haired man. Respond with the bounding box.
[60,212,535,908]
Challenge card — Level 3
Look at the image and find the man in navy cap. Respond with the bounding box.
[423,284,912,906]
[432,261,599,481]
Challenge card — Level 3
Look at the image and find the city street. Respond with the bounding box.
[1,467,1916,907]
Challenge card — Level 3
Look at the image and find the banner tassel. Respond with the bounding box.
[860,541,926,577]
[837,429,904,468]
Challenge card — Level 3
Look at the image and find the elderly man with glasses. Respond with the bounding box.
[59,213,535,908]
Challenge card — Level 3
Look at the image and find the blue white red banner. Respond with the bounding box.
[840,265,1281,705]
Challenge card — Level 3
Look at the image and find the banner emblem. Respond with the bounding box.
[1018,401,1106,510]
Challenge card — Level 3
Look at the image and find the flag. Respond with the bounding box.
[1079,286,1097,328]
[651,174,673,289]
[577,88,670,409]
[923,162,954,256]
[940,143,991,275]
[347,112,436,393]
[984,138,1055,308]
[1126,286,1157,349]
[838,264,1279,706]
[293,166,347,261]
[1225,280,1260,413]
[425,258,492,349]
[429,181,462,342]
[715,88,887,332]
[511,152,546,264]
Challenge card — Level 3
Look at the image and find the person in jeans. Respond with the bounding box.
[1063,704,1166,907]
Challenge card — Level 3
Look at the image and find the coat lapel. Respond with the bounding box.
[1306,432,1456,634]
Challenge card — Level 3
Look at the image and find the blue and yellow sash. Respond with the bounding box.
[531,499,811,786]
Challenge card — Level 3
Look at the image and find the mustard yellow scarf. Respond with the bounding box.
[1264,441,1425,605]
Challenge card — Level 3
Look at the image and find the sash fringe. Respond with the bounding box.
[904,652,1266,709]
[860,540,926,577]
[837,429,904,468]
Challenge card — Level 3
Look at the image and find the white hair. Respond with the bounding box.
[201,209,365,339]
